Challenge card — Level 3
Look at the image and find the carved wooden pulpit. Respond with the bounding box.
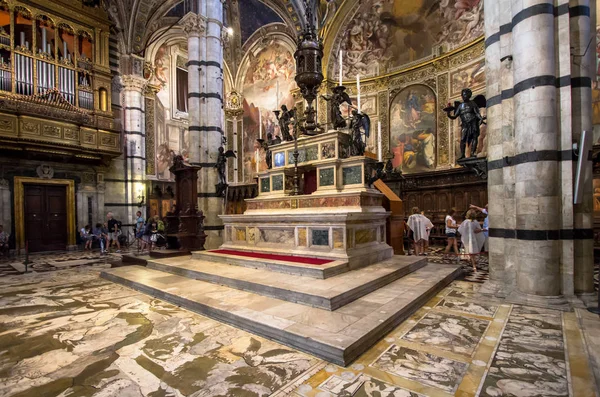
[165,155,206,251]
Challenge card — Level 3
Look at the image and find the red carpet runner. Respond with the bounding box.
[209,249,332,265]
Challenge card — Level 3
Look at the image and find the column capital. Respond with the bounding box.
[181,13,207,37]
[121,75,148,92]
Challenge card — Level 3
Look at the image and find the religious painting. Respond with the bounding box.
[450,59,485,98]
[389,85,437,174]
[242,42,296,182]
[332,0,484,79]
[593,1,600,143]
[594,178,600,213]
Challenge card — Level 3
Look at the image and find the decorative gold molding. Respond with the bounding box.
[14,176,76,251]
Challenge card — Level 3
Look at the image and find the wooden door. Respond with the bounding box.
[24,184,67,252]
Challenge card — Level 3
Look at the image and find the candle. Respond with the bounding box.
[255,149,259,173]
[338,50,343,86]
[276,80,279,109]
[259,110,262,139]
[20,32,25,47]
[356,74,361,113]
[42,28,46,52]
[63,41,68,59]
[377,121,382,162]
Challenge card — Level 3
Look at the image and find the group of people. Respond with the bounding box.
[79,211,167,254]
[406,204,489,272]
[79,212,123,254]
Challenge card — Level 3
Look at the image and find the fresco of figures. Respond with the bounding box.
[450,59,485,98]
[331,0,484,79]
[242,43,296,182]
[390,85,437,174]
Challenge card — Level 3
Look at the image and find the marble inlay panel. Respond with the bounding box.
[274,151,285,167]
[371,344,468,393]
[342,165,363,185]
[235,227,246,242]
[355,228,377,245]
[298,227,307,247]
[319,167,335,187]
[401,311,489,355]
[312,229,329,246]
[333,228,344,249]
[261,177,270,193]
[289,149,307,164]
[259,228,295,245]
[480,306,568,397]
[317,374,425,397]
[321,142,336,159]
[306,145,318,161]
[436,298,498,317]
[272,174,284,191]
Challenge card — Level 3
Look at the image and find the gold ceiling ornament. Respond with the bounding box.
[225,90,244,117]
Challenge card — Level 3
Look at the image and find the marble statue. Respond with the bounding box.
[321,86,352,130]
[275,105,296,141]
[444,88,486,160]
[349,109,370,156]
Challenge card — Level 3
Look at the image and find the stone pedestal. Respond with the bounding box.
[166,157,206,251]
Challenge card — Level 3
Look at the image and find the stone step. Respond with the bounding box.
[100,263,461,366]
[147,255,427,310]
[191,250,352,279]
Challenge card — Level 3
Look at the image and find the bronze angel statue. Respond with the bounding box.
[215,146,236,185]
[444,88,487,160]
[349,109,370,156]
[275,105,296,141]
[321,86,352,130]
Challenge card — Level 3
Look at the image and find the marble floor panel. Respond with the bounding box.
[0,262,597,396]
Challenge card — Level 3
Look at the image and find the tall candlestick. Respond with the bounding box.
[259,110,262,139]
[338,50,343,86]
[356,74,361,113]
[377,121,382,162]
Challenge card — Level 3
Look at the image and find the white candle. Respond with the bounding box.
[259,110,262,139]
[42,28,46,52]
[338,50,343,86]
[356,74,361,113]
[276,80,279,109]
[63,41,67,59]
[255,149,259,173]
[377,121,382,162]
[20,32,25,47]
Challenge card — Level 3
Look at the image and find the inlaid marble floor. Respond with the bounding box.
[0,267,597,397]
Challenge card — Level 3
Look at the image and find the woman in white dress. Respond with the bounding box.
[458,209,485,271]
[407,207,433,256]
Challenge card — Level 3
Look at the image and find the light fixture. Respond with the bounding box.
[226,27,234,36]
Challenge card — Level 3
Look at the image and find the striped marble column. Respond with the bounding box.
[480,0,505,296]
[198,0,226,249]
[509,0,564,304]
[565,0,595,299]
[181,13,206,165]
[120,74,147,224]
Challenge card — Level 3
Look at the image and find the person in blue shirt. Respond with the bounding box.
[135,211,145,250]
[470,204,488,252]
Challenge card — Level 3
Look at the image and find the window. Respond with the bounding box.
[176,67,188,113]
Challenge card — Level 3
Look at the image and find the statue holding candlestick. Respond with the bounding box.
[444,88,487,160]
[349,109,370,156]
[321,86,352,130]
[274,105,296,142]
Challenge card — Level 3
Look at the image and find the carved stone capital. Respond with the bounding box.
[121,75,148,92]
[181,13,207,37]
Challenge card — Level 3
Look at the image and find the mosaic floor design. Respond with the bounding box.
[421,247,490,284]
[0,267,596,396]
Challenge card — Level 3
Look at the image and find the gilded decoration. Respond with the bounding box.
[437,73,450,165]
[145,96,156,175]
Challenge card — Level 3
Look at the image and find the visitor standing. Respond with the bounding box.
[106,212,122,253]
[444,208,459,258]
[470,203,489,252]
[407,207,433,256]
[458,209,485,272]
[135,211,145,251]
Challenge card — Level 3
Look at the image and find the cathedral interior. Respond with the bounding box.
[0,0,599,396]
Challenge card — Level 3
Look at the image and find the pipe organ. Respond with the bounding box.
[0,1,112,114]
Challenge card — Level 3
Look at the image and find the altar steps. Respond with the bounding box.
[100,260,461,366]
[146,255,428,310]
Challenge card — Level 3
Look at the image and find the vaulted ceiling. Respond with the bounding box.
[102,0,314,56]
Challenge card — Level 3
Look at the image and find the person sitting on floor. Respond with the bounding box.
[80,225,93,251]
[92,223,107,254]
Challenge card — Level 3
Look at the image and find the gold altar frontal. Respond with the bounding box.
[220,130,393,267]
